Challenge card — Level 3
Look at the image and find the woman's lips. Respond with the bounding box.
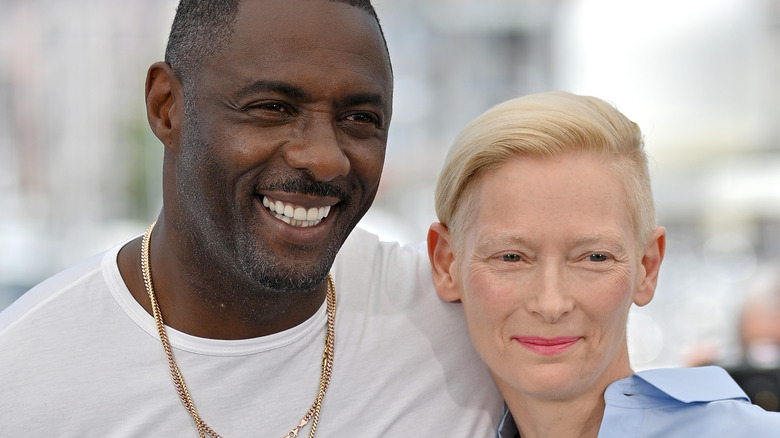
[512,336,581,356]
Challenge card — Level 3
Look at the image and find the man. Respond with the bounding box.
[0,1,502,436]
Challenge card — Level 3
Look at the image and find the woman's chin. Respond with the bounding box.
[498,364,593,402]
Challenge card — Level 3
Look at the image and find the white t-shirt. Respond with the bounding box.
[0,227,503,437]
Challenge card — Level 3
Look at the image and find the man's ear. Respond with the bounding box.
[145,61,183,152]
[634,226,666,307]
[427,222,462,303]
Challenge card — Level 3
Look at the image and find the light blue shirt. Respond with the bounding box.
[497,366,780,437]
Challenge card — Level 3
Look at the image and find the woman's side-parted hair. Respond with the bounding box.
[434,91,656,249]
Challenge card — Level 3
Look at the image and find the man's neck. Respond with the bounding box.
[117,230,328,340]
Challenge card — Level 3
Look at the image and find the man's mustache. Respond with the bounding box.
[265,178,348,201]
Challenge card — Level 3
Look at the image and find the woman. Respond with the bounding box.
[427,91,780,437]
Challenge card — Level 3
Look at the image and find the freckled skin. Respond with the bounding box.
[118,0,393,339]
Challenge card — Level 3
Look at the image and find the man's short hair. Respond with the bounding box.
[164,0,388,89]
[435,91,656,250]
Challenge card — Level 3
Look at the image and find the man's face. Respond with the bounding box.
[169,0,392,292]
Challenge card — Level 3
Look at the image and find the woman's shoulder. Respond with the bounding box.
[599,366,780,437]
[632,366,748,403]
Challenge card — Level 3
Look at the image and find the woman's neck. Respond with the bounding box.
[507,394,605,438]
[498,357,633,438]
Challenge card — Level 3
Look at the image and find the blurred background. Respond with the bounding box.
[1,0,780,380]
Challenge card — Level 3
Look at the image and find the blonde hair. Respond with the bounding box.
[435,91,655,248]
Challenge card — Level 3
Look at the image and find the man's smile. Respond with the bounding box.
[262,195,332,228]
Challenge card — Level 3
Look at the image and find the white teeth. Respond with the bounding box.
[261,196,332,228]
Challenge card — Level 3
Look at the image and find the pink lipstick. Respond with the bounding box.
[512,336,580,356]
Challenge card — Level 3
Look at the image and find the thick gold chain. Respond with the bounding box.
[141,222,335,438]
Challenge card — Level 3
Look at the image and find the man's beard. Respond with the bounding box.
[236,177,348,292]
[233,231,337,293]
[175,169,346,297]
[173,105,350,301]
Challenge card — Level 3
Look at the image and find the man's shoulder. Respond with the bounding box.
[0,247,112,333]
[331,227,450,315]
[340,226,423,250]
[336,227,427,269]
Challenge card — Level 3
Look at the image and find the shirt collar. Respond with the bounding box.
[493,366,748,436]
[496,404,519,438]
[604,366,749,408]
[633,366,748,403]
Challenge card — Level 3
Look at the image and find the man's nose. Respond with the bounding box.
[283,115,350,182]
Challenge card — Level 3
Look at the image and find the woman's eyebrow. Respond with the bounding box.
[569,233,627,249]
[478,233,538,248]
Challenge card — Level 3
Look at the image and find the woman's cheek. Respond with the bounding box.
[464,265,523,321]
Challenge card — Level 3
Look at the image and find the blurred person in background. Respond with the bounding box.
[738,267,780,369]
[0,1,502,436]
[685,265,780,412]
[726,266,780,411]
[427,91,780,437]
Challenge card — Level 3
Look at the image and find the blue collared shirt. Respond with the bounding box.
[497,366,780,437]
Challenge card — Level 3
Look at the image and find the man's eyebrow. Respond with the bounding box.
[238,80,311,100]
[341,92,388,111]
[238,80,388,110]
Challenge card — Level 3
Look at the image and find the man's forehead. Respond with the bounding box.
[229,1,388,65]
[199,0,391,97]
[233,0,381,40]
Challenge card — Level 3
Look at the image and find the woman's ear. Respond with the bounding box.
[145,61,183,152]
[634,226,666,307]
[427,222,462,303]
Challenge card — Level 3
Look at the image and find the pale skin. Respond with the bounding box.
[429,153,665,438]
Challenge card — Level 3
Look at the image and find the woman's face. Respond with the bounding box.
[432,153,663,403]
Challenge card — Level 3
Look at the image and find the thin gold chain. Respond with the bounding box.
[141,221,336,438]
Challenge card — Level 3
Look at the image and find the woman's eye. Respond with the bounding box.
[501,254,522,262]
[588,253,609,262]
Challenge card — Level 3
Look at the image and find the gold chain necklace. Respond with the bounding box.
[141,221,336,438]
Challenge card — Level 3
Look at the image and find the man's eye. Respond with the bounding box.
[502,254,522,262]
[345,112,380,126]
[588,253,609,262]
[245,102,288,113]
[258,102,286,112]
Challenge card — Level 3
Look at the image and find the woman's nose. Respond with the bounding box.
[527,266,575,323]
